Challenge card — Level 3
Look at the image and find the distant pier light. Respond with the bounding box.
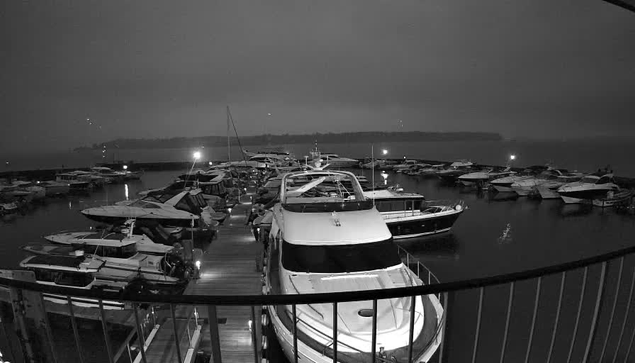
[510,154,516,161]
[193,151,202,160]
[382,149,388,155]
[123,165,128,170]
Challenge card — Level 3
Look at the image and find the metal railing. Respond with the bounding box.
[4,243,635,362]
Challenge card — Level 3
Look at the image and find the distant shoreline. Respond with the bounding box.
[74,131,503,151]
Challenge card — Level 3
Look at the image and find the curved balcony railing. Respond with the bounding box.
[2,243,635,363]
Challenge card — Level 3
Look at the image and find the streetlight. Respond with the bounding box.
[382,149,388,156]
[185,150,202,186]
[510,154,516,161]
[123,165,128,170]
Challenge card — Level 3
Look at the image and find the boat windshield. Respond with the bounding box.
[281,239,402,273]
[580,177,599,183]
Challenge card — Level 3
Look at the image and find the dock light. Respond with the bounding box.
[510,154,516,161]
[123,165,128,170]
[228,207,232,213]
[208,161,213,166]
[193,151,202,160]
[195,260,201,269]
[382,149,388,155]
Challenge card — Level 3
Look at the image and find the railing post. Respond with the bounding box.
[250,306,259,363]
[524,277,542,363]
[567,267,589,363]
[408,295,417,363]
[67,297,85,363]
[547,272,567,363]
[582,261,608,363]
[99,300,115,363]
[170,304,183,363]
[599,257,624,363]
[207,305,222,363]
[371,299,377,363]
[332,302,338,363]
[472,287,485,363]
[132,303,148,363]
[438,291,450,363]
[37,295,58,363]
[292,304,298,363]
[613,267,635,363]
[499,282,515,363]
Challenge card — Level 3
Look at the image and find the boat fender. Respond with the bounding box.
[261,313,269,326]
[261,335,268,349]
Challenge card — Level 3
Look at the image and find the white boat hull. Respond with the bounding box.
[493,185,514,193]
[560,195,588,204]
[511,186,533,196]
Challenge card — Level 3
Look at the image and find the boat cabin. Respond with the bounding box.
[20,255,104,288]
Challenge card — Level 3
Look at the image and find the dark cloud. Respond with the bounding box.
[1,0,634,152]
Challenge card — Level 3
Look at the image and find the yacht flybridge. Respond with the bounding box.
[263,170,444,363]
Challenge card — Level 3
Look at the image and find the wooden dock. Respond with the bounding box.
[185,198,264,363]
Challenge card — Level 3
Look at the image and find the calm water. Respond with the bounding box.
[4,139,635,177]
[2,168,635,362]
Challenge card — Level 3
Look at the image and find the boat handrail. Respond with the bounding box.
[287,275,324,320]
[283,309,368,363]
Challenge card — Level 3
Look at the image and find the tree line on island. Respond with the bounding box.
[75,131,503,151]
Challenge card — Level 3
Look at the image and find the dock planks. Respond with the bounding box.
[184,199,263,363]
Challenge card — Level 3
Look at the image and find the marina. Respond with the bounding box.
[1,150,635,362]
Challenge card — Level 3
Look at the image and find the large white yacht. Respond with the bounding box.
[457,167,515,187]
[510,169,583,196]
[81,189,212,227]
[308,143,359,168]
[263,170,444,363]
[557,174,620,204]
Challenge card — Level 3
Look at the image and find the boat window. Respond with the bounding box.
[55,272,93,287]
[174,196,201,214]
[580,177,599,183]
[129,201,161,208]
[598,176,614,184]
[281,239,402,273]
[33,269,59,282]
[121,245,137,258]
[169,180,196,190]
[375,200,422,212]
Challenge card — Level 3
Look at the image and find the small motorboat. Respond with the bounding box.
[593,189,634,208]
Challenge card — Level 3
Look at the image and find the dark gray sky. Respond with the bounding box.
[1,0,634,152]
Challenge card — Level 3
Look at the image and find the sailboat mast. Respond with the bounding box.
[226,106,231,161]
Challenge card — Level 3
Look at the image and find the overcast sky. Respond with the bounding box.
[1,0,634,152]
